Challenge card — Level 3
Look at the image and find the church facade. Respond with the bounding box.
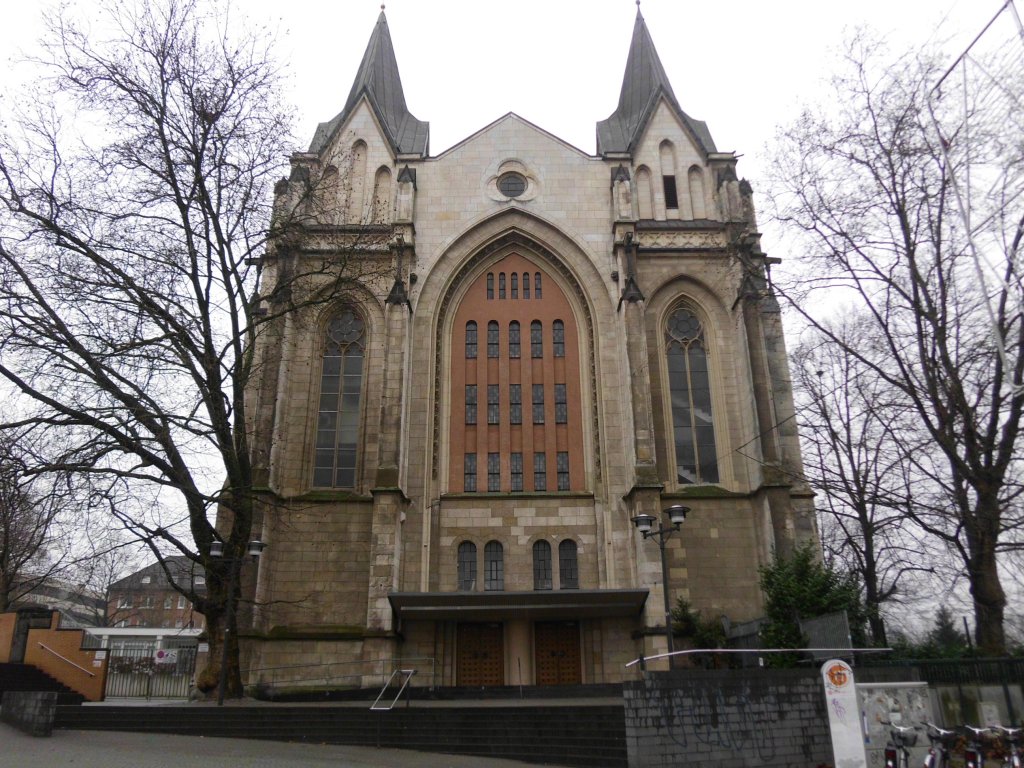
[242,9,816,688]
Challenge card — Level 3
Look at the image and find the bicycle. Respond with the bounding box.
[963,725,990,768]
[922,722,957,768]
[883,723,919,768]
[993,725,1023,768]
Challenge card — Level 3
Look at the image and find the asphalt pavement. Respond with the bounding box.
[0,723,572,768]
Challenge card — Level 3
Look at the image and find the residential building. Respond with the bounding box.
[107,557,205,631]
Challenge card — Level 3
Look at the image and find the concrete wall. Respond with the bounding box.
[23,614,107,701]
[0,613,15,663]
[623,669,832,768]
[0,691,57,736]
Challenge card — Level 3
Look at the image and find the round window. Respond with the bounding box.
[497,172,527,198]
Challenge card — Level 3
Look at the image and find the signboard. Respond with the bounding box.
[153,648,178,664]
[822,659,867,768]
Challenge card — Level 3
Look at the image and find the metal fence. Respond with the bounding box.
[105,646,197,699]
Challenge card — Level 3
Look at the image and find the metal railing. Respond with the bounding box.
[370,668,416,710]
[37,642,96,678]
[105,646,197,699]
[249,656,436,696]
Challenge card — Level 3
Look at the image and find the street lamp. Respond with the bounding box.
[632,504,689,665]
[209,539,265,705]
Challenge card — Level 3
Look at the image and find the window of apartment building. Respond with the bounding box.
[118,594,133,609]
[142,595,153,608]
[510,452,523,492]
[533,540,552,590]
[164,596,172,609]
[559,540,579,589]
[465,385,477,425]
[457,541,477,590]
[178,595,186,609]
[313,309,365,488]
[484,541,504,591]
[556,452,570,491]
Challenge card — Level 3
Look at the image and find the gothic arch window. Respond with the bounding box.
[522,272,531,299]
[688,166,707,219]
[347,140,367,222]
[371,166,392,223]
[457,542,477,591]
[665,305,719,484]
[313,309,365,488]
[636,166,653,219]
[660,141,679,211]
[533,540,553,590]
[511,273,519,299]
[558,540,578,589]
[484,541,504,591]
[448,253,585,494]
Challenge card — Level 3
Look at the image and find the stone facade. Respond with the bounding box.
[240,9,816,690]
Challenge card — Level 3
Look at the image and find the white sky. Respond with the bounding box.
[0,0,1007,255]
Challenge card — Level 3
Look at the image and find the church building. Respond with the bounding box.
[243,7,816,688]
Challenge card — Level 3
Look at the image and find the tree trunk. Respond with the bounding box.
[969,536,1006,655]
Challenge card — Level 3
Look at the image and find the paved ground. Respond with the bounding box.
[0,723,572,768]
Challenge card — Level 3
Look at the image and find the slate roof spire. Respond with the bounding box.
[597,9,715,156]
[308,10,429,156]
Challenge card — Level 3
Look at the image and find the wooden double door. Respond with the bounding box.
[534,621,581,686]
[456,622,504,686]
[455,620,582,686]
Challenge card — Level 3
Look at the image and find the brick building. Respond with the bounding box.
[240,8,815,688]
[107,557,205,630]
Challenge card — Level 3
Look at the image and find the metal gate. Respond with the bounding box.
[105,646,197,699]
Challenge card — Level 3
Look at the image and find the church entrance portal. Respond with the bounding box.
[534,621,581,685]
[456,622,504,686]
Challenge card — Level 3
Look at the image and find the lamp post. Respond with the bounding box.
[632,504,689,665]
[210,539,265,705]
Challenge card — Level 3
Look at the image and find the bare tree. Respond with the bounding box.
[770,33,1024,653]
[792,321,935,646]
[0,434,70,611]
[0,0,386,696]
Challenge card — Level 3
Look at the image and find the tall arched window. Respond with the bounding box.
[509,321,521,359]
[533,540,552,590]
[487,321,499,358]
[558,540,578,589]
[531,321,543,358]
[458,542,477,591]
[484,541,504,591]
[313,309,365,487]
[552,320,565,357]
[465,321,478,358]
[666,306,718,484]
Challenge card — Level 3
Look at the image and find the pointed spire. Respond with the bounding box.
[309,10,429,156]
[597,9,715,156]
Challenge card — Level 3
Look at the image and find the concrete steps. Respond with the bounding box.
[54,700,628,767]
[0,662,85,706]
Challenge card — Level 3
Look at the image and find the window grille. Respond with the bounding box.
[533,540,552,590]
[559,540,579,589]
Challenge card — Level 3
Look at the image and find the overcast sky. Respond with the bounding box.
[0,0,1011,253]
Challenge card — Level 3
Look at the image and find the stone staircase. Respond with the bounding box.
[0,662,85,706]
[54,694,628,767]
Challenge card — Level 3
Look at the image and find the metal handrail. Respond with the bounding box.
[249,656,436,691]
[370,668,416,711]
[37,642,96,677]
